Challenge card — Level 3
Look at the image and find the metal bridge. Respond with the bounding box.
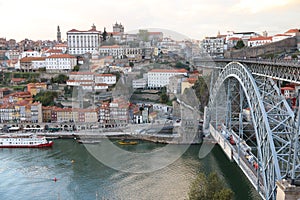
[197,58,300,200]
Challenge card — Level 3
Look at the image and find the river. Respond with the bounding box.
[0,139,261,200]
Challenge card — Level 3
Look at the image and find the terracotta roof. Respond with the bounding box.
[186,77,197,84]
[95,83,108,86]
[67,80,94,83]
[47,54,76,59]
[55,44,67,47]
[274,34,290,37]
[228,37,241,41]
[248,36,272,41]
[95,73,115,77]
[0,88,10,92]
[67,29,101,33]
[281,87,294,90]
[11,78,26,82]
[46,49,63,53]
[20,57,46,62]
[285,29,299,33]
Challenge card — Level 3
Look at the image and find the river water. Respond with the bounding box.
[0,139,261,200]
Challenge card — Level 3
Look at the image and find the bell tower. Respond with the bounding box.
[57,25,62,43]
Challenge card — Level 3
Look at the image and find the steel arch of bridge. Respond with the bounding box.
[208,62,300,200]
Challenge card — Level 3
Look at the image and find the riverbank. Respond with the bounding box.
[36,131,194,144]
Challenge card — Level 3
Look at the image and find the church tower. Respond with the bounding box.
[57,26,62,43]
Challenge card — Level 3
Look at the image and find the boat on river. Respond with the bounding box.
[118,140,138,145]
[0,134,53,148]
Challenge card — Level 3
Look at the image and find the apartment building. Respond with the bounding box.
[147,69,188,89]
[45,54,77,72]
[201,36,224,57]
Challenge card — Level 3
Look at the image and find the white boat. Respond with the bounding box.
[0,134,53,148]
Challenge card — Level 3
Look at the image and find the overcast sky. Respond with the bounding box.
[0,0,299,41]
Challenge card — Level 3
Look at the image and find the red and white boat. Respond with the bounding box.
[0,134,53,148]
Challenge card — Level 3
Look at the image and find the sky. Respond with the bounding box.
[0,0,299,41]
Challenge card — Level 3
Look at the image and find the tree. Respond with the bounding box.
[129,62,134,67]
[73,65,80,72]
[138,29,149,42]
[175,61,190,71]
[34,91,58,106]
[52,74,68,84]
[234,40,245,49]
[102,28,108,41]
[193,76,209,112]
[160,87,169,104]
[188,172,234,200]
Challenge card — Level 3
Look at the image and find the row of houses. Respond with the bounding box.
[66,71,116,91]
[0,88,168,127]
[202,28,300,57]
[19,53,77,72]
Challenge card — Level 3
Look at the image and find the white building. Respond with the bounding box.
[272,34,291,43]
[32,58,46,70]
[67,24,101,55]
[5,50,20,60]
[81,83,108,91]
[68,72,116,85]
[201,37,224,57]
[147,69,188,89]
[69,72,94,81]
[95,74,116,85]
[132,78,147,89]
[284,29,300,37]
[98,45,142,60]
[226,31,260,41]
[19,57,46,72]
[21,50,40,58]
[248,36,273,47]
[45,54,77,72]
[54,43,68,53]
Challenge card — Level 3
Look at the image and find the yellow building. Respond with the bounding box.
[27,83,47,96]
[181,78,198,94]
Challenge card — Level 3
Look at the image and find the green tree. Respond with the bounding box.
[138,29,149,42]
[175,61,190,71]
[102,28,108,41]
[73,65,80,72]
[34,91,58,106]
[234,40,245,49]
[52,74,68,84]
[188,172,234,200]
[160,87,169,104]
[213,189,234,200]
[193,76,209,112]
[129,62,134,67]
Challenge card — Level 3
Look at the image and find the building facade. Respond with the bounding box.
[67,24,101,55]
[45,54,77,72]
[147,69,188,89]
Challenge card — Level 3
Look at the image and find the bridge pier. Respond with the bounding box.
[276,180,300,200]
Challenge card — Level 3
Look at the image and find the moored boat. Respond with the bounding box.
[118,140,138,145]
[0,135,53,148]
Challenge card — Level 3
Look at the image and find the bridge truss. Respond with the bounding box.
[207,62,300,200]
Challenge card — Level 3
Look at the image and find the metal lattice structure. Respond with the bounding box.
[207,62,300,200]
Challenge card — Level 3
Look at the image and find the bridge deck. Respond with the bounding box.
[209,124,266,199]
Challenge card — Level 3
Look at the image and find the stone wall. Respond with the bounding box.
[225,37,299,59]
